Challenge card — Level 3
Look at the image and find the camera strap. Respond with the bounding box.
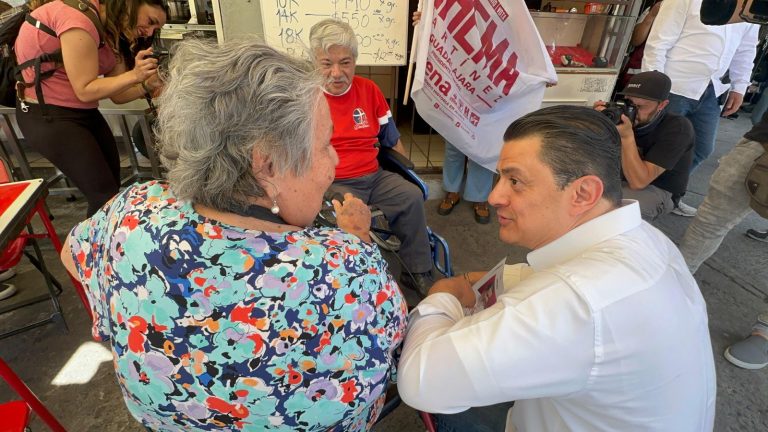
[144,92,157,116]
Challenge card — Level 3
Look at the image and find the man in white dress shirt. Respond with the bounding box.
[642,0,758,216]
[398,105,716,432]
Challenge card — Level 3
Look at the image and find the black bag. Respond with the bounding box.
[746,145,768,219]
[0,4,30,107]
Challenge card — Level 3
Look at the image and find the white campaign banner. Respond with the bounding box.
[411,0,557,171]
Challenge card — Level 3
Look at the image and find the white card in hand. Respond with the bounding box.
[467,257,506,315]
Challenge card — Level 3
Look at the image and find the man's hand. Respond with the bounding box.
[392,140,408,157]
[412,11,421,26]
[594,101,634,141]
[333,193,372,243]
[593,100,607,111]
[616,114,635,141]
[649,1,663,18]
[427,276,477,308]
[721,91,744,117]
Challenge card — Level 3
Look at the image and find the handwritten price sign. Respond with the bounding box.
[261,0,408,65]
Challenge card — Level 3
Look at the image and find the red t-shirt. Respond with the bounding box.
[324,76,394,179]
[15,0,117,109]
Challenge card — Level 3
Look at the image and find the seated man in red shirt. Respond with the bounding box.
[309,18,433,296]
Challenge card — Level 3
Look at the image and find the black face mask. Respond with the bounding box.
[634,107,667,137]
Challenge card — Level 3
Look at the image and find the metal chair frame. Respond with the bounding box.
[0,357,67,431]
[0,107,162,195]
[314,147,454,280]
[0,156,91,339]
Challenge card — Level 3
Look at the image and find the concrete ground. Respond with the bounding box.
[1,113,766,431]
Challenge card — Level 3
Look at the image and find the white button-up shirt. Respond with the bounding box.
[398,201,716,432]
[642,0,758,99]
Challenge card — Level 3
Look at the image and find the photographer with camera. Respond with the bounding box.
[595,71,695,220]
[14,0,167,217]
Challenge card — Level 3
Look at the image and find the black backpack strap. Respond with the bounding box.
[60,0,105,48]
[23,14,56,39]
[32,54,55,118]
[16,16,60,119]
[16,50,60,115]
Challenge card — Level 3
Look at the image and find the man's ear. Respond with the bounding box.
[569,175,605,216]
[658,99,670,111]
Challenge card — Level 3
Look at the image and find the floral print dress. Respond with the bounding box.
[68,181,408,431]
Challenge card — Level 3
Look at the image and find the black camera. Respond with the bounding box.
[149,48,170,61]
[602,99,637,125]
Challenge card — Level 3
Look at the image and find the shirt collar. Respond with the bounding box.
[526,200,642,271]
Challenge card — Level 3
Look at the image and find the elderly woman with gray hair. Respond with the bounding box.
[60,37,407,431]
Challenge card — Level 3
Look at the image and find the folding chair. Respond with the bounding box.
[0,357,66,432]
[376,147,453,278]
[0,156,92,339]
[315,147,454,288]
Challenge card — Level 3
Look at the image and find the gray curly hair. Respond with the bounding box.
[155,37,324,211]
[309,18,358,61]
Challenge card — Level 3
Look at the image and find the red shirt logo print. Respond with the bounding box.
[352,108,369,130]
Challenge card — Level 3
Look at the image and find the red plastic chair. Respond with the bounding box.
[0,156,92,323]
[0,357,66,432]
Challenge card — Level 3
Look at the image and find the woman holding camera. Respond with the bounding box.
[14,0,167,216]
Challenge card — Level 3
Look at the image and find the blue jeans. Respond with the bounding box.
[752,91,768,126]
[678,138,765,273]
[443,141,494,202]
[432,401,514,432]
[666,83,722,173]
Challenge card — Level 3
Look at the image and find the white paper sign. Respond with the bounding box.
[411,0,557,171]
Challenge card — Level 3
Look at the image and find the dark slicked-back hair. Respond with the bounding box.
[503,105,623,206]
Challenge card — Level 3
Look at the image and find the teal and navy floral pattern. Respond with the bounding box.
[69,181,408,431]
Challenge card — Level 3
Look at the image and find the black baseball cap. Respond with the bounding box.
[618,70,671,101]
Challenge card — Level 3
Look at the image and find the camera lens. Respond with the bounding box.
[602,107,623,125]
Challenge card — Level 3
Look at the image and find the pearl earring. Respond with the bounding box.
[262,178,280,214]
